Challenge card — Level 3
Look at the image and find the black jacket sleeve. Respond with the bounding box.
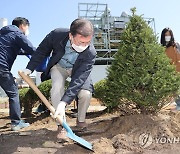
[26,31,53,72]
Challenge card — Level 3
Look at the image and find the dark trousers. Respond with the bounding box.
[0,71,21,124]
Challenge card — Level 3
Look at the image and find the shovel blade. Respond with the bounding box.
[63,121,93,150]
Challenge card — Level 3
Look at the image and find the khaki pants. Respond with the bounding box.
[50,64,92,123]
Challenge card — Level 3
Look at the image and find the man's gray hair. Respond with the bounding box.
[70,18,94,37]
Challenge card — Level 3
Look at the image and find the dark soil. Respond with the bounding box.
[1,99,180,154]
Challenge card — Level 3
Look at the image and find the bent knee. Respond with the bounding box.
[78,89,92,99]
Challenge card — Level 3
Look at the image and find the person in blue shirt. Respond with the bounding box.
[0,17,36,131]
[22,18,96,142]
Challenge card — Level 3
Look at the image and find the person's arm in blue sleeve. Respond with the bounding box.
[15,33,36,55]
[26,30,53,72]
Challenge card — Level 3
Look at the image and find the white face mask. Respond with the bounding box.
[165,36,171,42]
[71,43,88,53]
[24,29,29,36]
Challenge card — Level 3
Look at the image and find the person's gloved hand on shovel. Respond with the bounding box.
[53,101,69,142]
[54,101,67,122]
[21,68,32,76]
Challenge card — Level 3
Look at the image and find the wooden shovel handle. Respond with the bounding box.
[18,71,63,125]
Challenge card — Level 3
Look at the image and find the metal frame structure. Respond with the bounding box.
[78,3,156,65]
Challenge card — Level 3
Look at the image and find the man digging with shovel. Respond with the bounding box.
[21,18,96,142]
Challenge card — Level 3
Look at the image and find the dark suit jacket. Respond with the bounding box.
[26,28,96,104]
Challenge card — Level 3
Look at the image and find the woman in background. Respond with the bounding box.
[160,27,180,110]
[161,27,180,71]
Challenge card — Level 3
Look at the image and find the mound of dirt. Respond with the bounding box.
[1,106,180,154]
[92,110,180,154]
